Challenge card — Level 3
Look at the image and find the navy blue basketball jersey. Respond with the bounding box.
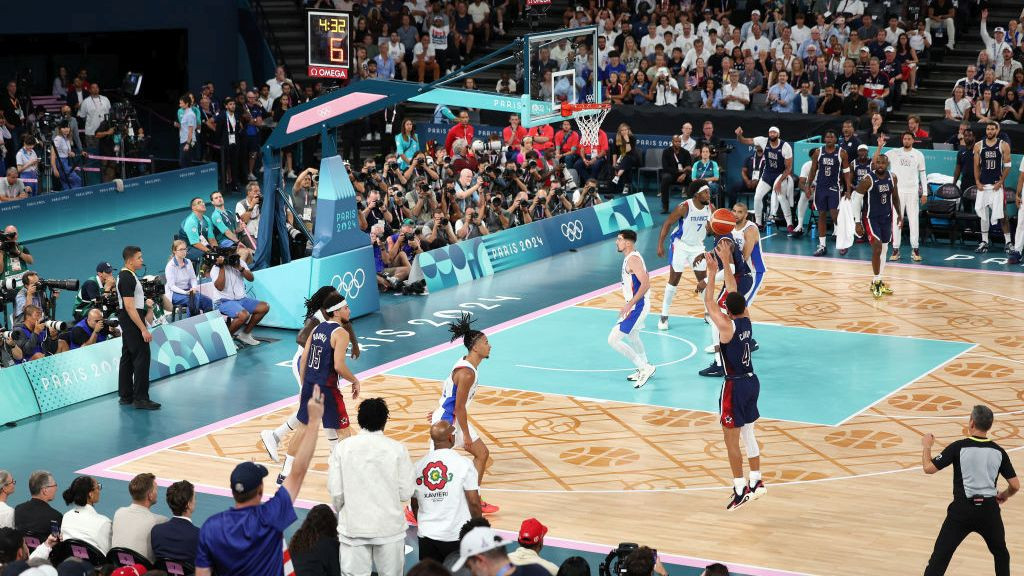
[865,171,895,220]
[852,158,872,186]
[305,321,341,387]
[763,141,787,180]
[713,235,751,277]
[721,317,754,377]
[978,141,1003,185]
[815,147,842,191]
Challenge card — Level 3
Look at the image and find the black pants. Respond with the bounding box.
[924,498,1010,576]
[659,173,684,211]
[117,312,151,403]
[418,536,459,564]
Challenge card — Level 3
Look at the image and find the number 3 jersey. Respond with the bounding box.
[305,321,342,388]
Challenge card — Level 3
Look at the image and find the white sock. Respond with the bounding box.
[661,284,677,318]
[818,236,826,247]
[796,193,809,229]
[873,274,881,283]
[749,470,762,487]
[281,455,295,478]
[733,477,746,495]
[273,415,299,440]
[981,231,989,243]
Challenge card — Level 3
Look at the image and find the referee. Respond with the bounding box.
[116,245,160,410]
[922,404,1019,575]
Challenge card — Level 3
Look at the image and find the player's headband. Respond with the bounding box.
[697,185,711,195]
[327,298,347,313]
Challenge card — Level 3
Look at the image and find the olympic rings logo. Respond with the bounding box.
[560,220,584,242]
[332,269,366,300]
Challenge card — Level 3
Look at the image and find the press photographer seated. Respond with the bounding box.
[73,261,116,321]
[13,272,76,323]
[165,239,214,317]
[1,225,33,278]
[211,248,268,346]
[573,178,604,209]
[11,304,68,360]
[371,222,411,289]
[69,308,120,349]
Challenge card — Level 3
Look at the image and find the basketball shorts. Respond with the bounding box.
[670,240,706,273]
[755,175,790,199]
[814,185,840,212]
[617,299,650,334]
[719,374,761,428]
[297,379,350,430]
[716,274,755,310]
[976,185,1005,224]
[864,213,893,244]
[431,406,480,447]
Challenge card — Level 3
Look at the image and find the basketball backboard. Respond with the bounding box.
[522,26,599,127]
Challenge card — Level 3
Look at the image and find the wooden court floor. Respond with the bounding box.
[94,255,1024,575]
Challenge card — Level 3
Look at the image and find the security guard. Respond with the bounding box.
[116,245,160,410]
[922,404,1019,575]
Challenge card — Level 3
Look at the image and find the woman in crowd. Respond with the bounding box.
[845,29,864,59]
[620,36,644,73]
[395,119,420,170]
[611,123,638,194]
[165,239,214,318]
[998,89,1023,123]
[289,504,341,576]
[896,33,919,91]
[944,84,973,121]
[272,93,296,178]
[699,77,722,109]
[685,58,710,91]
[623,71,647,105]
[974,87,1000,123]
[60,476,111,554]
[790,58,809,89]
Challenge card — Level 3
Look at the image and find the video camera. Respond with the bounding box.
[75,291,120,320]
[599,543,643,576]
[140,275,165,300]
[203,245,240,270]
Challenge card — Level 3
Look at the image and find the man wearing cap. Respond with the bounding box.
[880,46,904,110]
[74,262,115,321]
[195,387,325,576]
[740,9,762,41]
[996,46,1022,83]
[411,420,482,563]
[509,519,558,575]
[981,10,1013,68]
[453,527,550,576]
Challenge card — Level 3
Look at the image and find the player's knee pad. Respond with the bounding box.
[741,424,759,458]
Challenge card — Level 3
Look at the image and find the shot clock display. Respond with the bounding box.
[307,11,351,79]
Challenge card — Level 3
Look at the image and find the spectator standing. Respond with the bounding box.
[13,472,60,535]
[766,71,795,112]
[15,137,39,187]
[411,420,482,564]
[0,472,13,529]
[178,96,197,168]
[196,390,324,576]
[288,504,341,576]
[266,66,291,102]
[217,99,243,192]
[77,83,110,152]
[509,519,558,576]
[445,111,474,156]
[328,397,415,576]
[150,480,199,565]
[60,476,112,554]
[116,245,159,410]
[111,473,167,562]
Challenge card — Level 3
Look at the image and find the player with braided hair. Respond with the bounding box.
[260,285,361,483]
[430,313,499,514]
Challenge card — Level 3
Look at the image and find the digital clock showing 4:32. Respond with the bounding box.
[307,11,351,79]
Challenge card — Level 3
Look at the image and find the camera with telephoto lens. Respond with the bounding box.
[2,231,18,255]
[537,196,547,205]
[42,319,67,332]
[100,317,120,336]
[140,275,165,300]
[599,543,645,576]
[403,231,416,242]
[490,195,504,209]
[38,278,80,292]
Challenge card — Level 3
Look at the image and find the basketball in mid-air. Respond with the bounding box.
[710,208,737,235]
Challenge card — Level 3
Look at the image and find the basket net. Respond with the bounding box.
[561,97,610,148]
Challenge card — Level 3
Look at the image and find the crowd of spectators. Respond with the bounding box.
[0,393,737,576]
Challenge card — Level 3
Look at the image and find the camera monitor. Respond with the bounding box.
[122,72,143,97]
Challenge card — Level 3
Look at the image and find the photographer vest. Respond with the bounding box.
[69,318,108,350]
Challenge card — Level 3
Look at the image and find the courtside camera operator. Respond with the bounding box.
[11,304,66,361]
[14,271,58,322]
[180,197,217,266]
[69,308,120,350]
[0,326,24,366]
[211,246,268,346]
[573,178,604,209]
[117,245,160,410]
[1,225,33,279]
[409,180,439,227]
[600,545,668,576]
[73,261,116,320]
[423,209,457,250]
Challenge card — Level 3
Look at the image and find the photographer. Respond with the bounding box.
[546,184,574,216]
[381,154,409,188]
[384,184,412,226]
[69,308,120,349]
[521,151,553,190]
[211,248,268,346]
[496,161,528,196]
[453,169,483,213]
[450,139,479,174]
[1,225,32,279]
[0,168,30,201]
[117,246,159,410]
[403,152,439,184]
[424,210,458,250]
[73,262,115,321]
[14,271,59,322]
[292,167,319,232]
[387,218,425,262]
[12,304,65,360]
[360,188,391,233]
[92,113,117,183]
[573,178,604,209]
[528,189,553,221]
[455,206,490,240]
[409,180,438,227]
[166,239,214,317]
[481,192,509,232]
[370,222,411,287]
[649,67,681,106]
[0,327,24,366]
[235,182,262,246]
[506,192,534,228]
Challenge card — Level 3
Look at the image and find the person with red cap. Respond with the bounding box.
[111,566,147,576]
[508,518,558,575]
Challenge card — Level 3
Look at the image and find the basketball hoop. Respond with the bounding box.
[560,100,611,148]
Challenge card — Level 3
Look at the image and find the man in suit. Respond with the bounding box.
[659,135,692,214]
[150,480,199,565]
[112,473,168,562]
[792,81,818,114]
[13,471,61,535]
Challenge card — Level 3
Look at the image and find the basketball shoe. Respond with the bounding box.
[727,486,751,511]
[481,501,500,514]
[878,281,893,295]
[749,480,768,501]
[871,281,882,299]
[260,430,280,463]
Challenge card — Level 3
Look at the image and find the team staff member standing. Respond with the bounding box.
[922,405,1018,575]
[117,245,160,410]
[884,132,927,262]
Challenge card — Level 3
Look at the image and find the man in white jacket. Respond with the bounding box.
[885,132,928,262]
[328,397,414,576]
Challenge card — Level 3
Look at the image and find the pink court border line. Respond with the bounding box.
[78,265,815,576]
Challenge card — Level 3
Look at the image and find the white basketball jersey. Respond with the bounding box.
[437,358,478,419]
[673,199,711,247]
[732,220,765,272]
[621,251,646,302]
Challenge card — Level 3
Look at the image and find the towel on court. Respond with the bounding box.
[835,196,855,250]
